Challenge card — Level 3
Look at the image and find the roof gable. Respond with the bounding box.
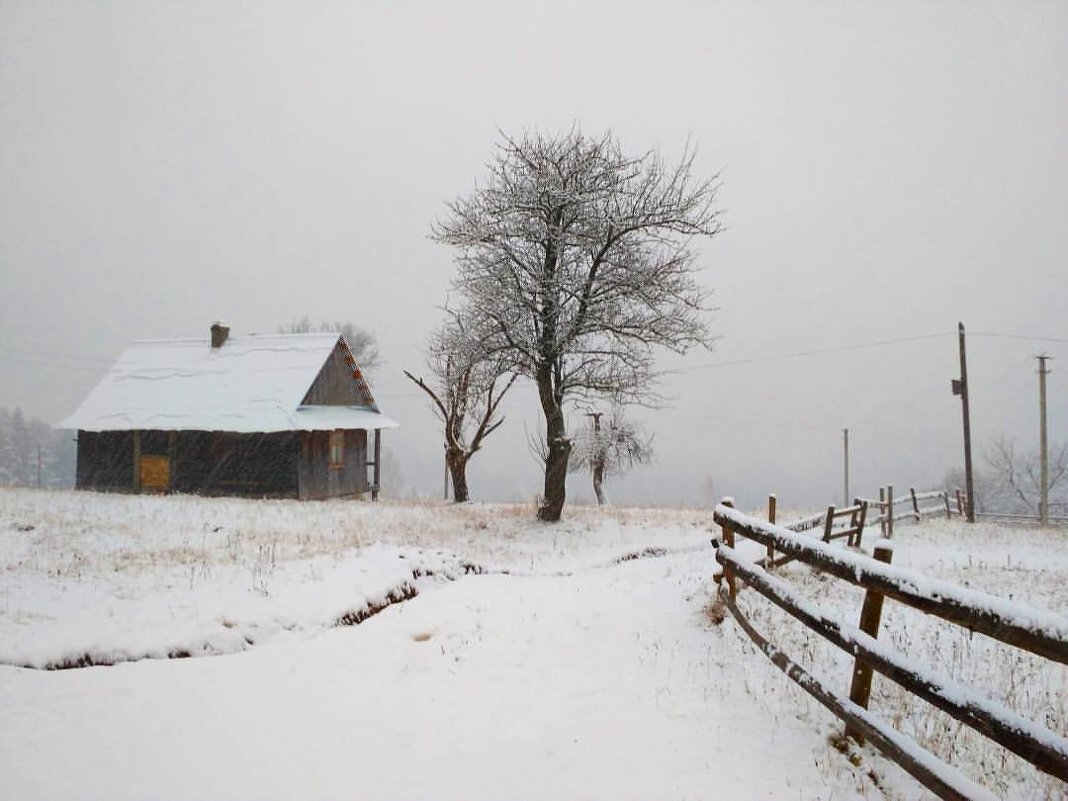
[301,338,379,409]
[59,332,397,433]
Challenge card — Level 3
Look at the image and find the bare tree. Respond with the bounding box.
[569,407,653,505]
[404,313,517,503]
[433,128,722,521]
[982,436,1068,515]
[280,317,380,377]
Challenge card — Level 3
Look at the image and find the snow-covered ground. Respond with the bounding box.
[0,489,1064,800]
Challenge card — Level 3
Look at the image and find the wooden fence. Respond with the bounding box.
[711,499,1067,801]
[854,485,967,538]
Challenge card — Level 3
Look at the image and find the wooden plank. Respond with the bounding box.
[846,542,893,742]
[720,498,737,601]
[852,499,868,547]
[713,506,1068,664]
[767,494,777,567]
[719,585,997,801]
[167,431,177,492]
[715,547,1068,783]
[822,505,836,543]
[372,428,381,501]
[132,430,141,493]
[139,456,170,492]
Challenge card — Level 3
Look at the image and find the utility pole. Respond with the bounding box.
[1038,355,1051,525]
[843,428,850,506]
[951,322,976,522]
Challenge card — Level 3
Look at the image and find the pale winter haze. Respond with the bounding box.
[2,2,1066,508]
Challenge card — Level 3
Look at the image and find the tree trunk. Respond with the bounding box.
[592,456,606,506]
[446,448,469,503]
[536,370,570,522]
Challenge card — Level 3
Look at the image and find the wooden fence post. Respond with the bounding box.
[845,540,894,744]
[943,491,952,519]
[767,494,777,567]
[851,499,868,547]
[886,485,894,538]
[956,489,964,516]
[879,486,886,538]
[720,497,737,601]
[910,487,920,520]
[822,505,836,543]
[132,430,141,493]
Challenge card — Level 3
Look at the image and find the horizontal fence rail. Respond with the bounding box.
[713,543,1068,781]
[714,505,1068,664]
[858,486,967,534]
[711,499,1068,798]
[719,584,1001,801]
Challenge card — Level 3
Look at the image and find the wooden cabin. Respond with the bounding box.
[60,323,398,499]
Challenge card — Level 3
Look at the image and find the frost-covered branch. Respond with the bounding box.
[432,127,721,520]
[404,309,516,503]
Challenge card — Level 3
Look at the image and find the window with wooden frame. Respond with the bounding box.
[328,430,345,469]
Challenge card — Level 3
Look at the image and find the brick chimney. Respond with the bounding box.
[210,322,230,349]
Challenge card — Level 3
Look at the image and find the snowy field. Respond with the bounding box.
[1,489,1065,800]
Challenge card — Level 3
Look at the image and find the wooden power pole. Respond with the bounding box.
[951,322,976,522]
[843,428,850,506]
[1038,355,1051,525]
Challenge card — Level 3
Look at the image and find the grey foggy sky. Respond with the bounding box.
[2,1,1066,510]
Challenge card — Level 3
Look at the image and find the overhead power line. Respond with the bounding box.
[671,329,1067,374]
[971,332,1068,344]
[676,332,954,372]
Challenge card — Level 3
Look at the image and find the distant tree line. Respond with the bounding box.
[0,407,76,488]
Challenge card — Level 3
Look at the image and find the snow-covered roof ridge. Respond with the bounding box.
[59,330,397,433]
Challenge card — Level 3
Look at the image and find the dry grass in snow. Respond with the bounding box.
[728,518,1068,801]
[1,488,1065,800]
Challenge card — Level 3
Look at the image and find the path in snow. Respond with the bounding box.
[0,553,873,801]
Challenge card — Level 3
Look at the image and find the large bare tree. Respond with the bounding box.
[404,313,516,503]
[433,129,722,520]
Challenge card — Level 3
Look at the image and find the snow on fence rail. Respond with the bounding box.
[763,499,869,569]
[710,501,1068,800]
[855,485,966,537]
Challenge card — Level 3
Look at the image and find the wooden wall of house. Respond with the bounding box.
[76,430,135,491]
[76,429,373,500]
[298,429,368,499]
[173,431,299,497]
[301,342,376,407]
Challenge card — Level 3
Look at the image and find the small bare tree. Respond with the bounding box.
[433,128,722,520]
[982,436,1068,515]
[569,407,653,505]
[404,313,516,503]
[280,317,380,376]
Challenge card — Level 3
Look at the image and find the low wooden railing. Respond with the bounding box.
[711,502,1068,801]
[856,485,966,538]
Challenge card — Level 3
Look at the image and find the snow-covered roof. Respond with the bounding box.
[59,332,398,433]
